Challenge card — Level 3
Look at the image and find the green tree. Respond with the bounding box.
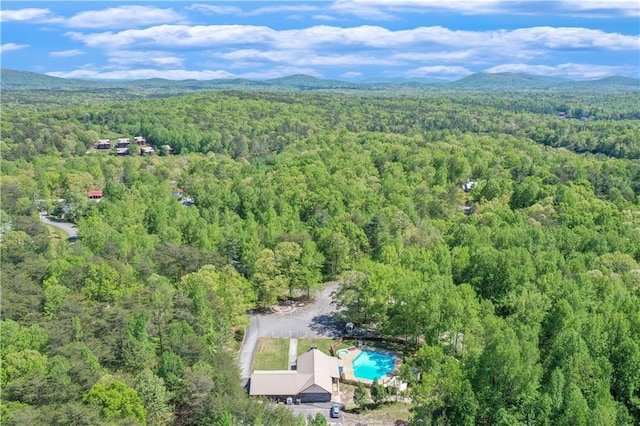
[83,377,147,424]
[83,263,126,303]
[309,412,328,426]
[252,248,287,307]
[1,230,33,263]
[371,378,386,406]
[157,351,185,391]
[274,241,304,297]
[135,368,172,425]
[354,382,369,409]
[43,284,71,318]
[299,239,324,297]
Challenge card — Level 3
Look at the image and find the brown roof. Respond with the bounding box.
[249,349,341,397]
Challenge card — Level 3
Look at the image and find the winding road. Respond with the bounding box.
[239,282,342,381]
[40,212,79,240]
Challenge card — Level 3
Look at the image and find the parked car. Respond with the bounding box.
[330,403,341,418]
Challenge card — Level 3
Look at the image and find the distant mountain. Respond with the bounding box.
[264,74,362,90]
[0,69,104,90]
[2,69,638,94]
[119,77,261,90]
[449,72,572,90]
[557,75,640,91]
[583,76,639,86]
[361,77,447,84]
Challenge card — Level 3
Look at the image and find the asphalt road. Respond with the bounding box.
[40,212,79,239]
[239,282,342,380]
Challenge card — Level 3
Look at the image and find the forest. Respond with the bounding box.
[1,75,639,425]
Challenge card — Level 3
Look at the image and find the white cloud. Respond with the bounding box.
[404,65,472,79]
[64,6,184,29]
[66,24,639,52]
[46,68,235,80]
[392,50,475,62]
[106,50,184,67]
[49,49,85,57]
[508,27,639,50]
[334,0,503,16]
[331,0,640,17]
[0,8,51,22]
[312,14,341,21]
[66,25,275,48]
[561,0,640,17]
[215,49,399,67]
[485,63,635,79]
[186,4,243,15]
[186,4,319,17]
[329,2,396,20]
[246,5,320,16]
[342,71,363,78]
[0,43,29,54]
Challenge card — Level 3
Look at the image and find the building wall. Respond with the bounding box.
[300,392,331,403]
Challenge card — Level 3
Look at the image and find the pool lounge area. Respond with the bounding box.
[337,346,402,386]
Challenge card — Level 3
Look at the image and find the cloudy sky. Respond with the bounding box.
[1,1,638,81]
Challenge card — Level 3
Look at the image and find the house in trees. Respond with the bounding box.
[116,147,129,156]
[87,190,103,201]
[95,139,112,149]
[250,348,342,403]
[161,145,175,155]
[462,177,478,193]
[172,188,184,200]
[134,136,147,145]
[139,146,155,156]
[116,138,130,148]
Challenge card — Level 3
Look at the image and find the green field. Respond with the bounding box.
[252,338,291,371]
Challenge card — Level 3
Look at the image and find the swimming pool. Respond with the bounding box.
[352,350,395,381]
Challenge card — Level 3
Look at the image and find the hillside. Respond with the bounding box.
[0,69,105,90]
[2,69,638,94]
[449,72,572,90]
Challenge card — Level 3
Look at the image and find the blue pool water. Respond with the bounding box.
[352,350,395,381]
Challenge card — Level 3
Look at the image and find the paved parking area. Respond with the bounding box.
[239,282,342,380]
[280,402,343,425]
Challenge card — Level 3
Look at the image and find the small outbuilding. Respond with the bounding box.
[462,177,478,193]
[87,190,103,201]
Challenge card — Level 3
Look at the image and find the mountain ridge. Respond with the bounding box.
[2,68,638,93]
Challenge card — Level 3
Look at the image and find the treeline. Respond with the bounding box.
[1,89,639,425]
[2,91,640,161]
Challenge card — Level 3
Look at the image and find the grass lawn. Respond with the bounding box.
[297,338,334,356]
[297,338,359,356]
[344,402,412,424]
[252,338,290,371]
[44,223,69,257]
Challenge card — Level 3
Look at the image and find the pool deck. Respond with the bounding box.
[337,346,402,386]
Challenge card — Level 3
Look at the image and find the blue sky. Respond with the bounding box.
[1,1,638,81]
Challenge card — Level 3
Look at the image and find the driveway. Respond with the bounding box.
[239,282,342,380]
[285,402,343,425]
[40,212,79,240]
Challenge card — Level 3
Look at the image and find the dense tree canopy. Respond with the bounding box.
[1,86,639,425]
